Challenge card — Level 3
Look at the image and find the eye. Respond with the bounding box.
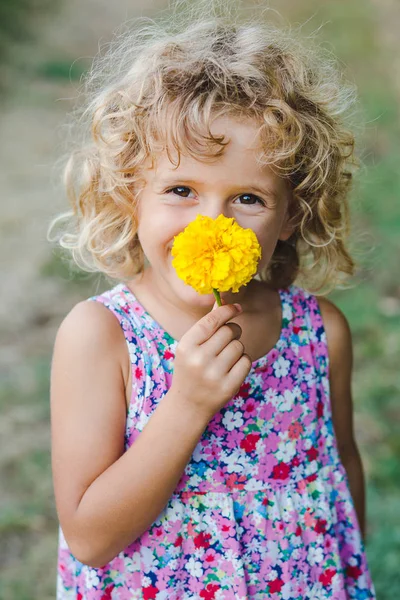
[236,194,265,206]
[166,186,194,198]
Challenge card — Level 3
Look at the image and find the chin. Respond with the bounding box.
[172,275,217,307]
[182,283,216,306]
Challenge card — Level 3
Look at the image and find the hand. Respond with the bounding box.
[169,302,252,421]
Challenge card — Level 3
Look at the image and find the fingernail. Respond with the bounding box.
[234,303,242,312]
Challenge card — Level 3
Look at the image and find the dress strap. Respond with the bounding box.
[289,286,330,380]
[87,284,147,431]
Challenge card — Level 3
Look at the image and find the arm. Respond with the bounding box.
[317,297,366,540]
[51,301,210,568]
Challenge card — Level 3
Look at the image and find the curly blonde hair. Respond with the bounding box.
[49,3,359,293]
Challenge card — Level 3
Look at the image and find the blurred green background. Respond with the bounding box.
[0,0,399,598]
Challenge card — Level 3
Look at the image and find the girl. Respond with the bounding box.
[50,6,376,600]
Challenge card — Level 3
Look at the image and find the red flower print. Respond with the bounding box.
[174,534,183,547]
[194,532,212,549]
[293,326,301,334]
[324,536,333,551]
[240,433,260,453]
[346,565,362,579]
[77,594,83,600]
[134,366,143,379]
[163,350,174,360]
[101,585,115,600]
[314,519,327,534]
[243,399,257,415]
[288,421,303,440]
[319,568,336,586]
[225,473,247,490]
[200,583,221,599]
[268,578,284,593]
[143,585,159,599]
[317,401,324,418]
[306,473,317,483]
[272,462,290,480]
[295,525,302,536]
[239,382,251,397]
[306,447,318,461]
[205,550,216,564]
[291,456,300,467]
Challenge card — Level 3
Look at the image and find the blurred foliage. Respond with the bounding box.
[35,58,86,81]
[0,0,55,51]
[298,1,400,596]
[0,0,60,96]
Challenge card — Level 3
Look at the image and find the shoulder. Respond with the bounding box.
[56,299,125,348]
[54,298,130,384]
[315,295,353,374]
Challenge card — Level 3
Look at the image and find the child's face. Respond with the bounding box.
[135,115,293,307]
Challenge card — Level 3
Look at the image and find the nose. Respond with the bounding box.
[197,196,233,221]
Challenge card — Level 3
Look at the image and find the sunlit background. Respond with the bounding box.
[0,0,399,598]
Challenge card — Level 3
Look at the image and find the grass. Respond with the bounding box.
[0,358,58,600]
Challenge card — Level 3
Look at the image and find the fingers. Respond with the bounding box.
[190,304,242,346]
[214,337,245,371]
[201,322,242,355]
[227,353,253,386]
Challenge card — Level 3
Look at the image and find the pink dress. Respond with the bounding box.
[56,283,375,599]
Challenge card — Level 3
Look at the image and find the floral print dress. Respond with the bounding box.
[56,283,375,600]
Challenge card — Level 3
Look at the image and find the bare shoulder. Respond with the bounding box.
[56,299,126,350]
[54,300,130,382]
[315,296,353,373]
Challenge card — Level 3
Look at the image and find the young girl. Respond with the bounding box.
[50,7,376,600]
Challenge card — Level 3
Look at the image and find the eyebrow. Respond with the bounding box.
[155,177,279,200]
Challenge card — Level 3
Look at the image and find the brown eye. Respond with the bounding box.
[237,194,264,206]
[168,186,192,198]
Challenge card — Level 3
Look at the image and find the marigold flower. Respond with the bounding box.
[171,214,262,302]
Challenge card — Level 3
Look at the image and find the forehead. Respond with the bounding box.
[144,115,280,185]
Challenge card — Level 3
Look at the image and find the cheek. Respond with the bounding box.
[257,244,276,271]
[255,224,282,270]
[137,209,186,255]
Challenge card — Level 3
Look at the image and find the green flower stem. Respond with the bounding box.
[212,288,222,306]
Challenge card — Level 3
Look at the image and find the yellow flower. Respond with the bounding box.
[171,214,262,300]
